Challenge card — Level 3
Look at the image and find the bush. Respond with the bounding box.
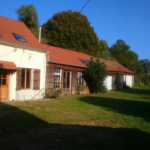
[45,87,61,98]
[102,85,107,93]
[85,57,107,93]
[75,84,87,94]
[53,89,61,98]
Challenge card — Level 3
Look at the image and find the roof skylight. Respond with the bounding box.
[79,59,89,65]
[13,33,27,42]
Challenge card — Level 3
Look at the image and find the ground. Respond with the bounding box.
[0,87,150,150]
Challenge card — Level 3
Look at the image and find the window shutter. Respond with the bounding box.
[33,69,40,90]
[16,68,22,91]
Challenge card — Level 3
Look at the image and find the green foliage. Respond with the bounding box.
[54,89,61,98]
[16,4,38,28]
[99,40,115,61]
[110,40,138,67]
[45,87,61,98]
[109,39,145,87]
[114,72,121,89]
[139,59,150,73]
[85,57,107,93]
[42,10,100,57]
[102,85,107,93]
[75,84,87,94]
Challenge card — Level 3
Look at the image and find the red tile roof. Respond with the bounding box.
[0,16,134,74]
[0,15,44,50]
[42,44,134,74]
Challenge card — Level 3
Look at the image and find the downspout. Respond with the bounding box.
[46,51,49,62]
[38,25,45,96]
[39,25,41,42]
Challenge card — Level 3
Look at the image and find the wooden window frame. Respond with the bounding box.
[21,68,32,89]
[54,68,62,88]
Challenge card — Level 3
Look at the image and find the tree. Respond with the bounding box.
[99,40,115,61]
[42,10,100,57]
[109,39,146,86]
[16,4,38,28]
[139,59,150,73]
[110,40,138,66]
[110,39,139,69]
[85,57,107,93]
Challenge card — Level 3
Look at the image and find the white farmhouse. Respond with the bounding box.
[0,16,47,101]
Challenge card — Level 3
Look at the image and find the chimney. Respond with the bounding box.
[39,25,41,42]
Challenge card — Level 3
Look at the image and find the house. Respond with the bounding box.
[0,16,134,101]
[0,16,47,101]
[42,45,134,94]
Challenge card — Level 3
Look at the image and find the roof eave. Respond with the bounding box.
[47,61,87,68]
[0,41,47,53]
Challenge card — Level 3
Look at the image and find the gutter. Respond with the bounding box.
[47,61,87,69]
[0,41,47,53]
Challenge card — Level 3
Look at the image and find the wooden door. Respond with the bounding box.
[0,71,9,100]
[63,71,71,94]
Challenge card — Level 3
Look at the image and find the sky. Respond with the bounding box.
[0,0,150,60]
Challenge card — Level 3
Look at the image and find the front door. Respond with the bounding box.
[63,71,71,94]
[0,71,9,100]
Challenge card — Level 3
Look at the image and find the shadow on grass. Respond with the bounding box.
[115,87,150,97]
[78,96,150,122]
[0,101,150,150]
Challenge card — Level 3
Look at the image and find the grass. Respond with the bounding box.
[0,87,150,150]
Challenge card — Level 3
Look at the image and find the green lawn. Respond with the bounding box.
[0,87,150,150]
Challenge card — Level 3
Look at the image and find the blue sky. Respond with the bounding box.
[0,0,150,60]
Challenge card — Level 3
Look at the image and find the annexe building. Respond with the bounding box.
[43,45,134,94]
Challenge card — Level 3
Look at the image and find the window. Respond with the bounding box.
[77,72,82,85]
[0,34,2,38]
[0,72,7,85]
[21,68,32,89]
[13,33,27,42]
[79,59,89,65]
[54,68,62,88]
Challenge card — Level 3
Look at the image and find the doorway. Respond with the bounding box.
[0,71,9,100]
[63,71,71,93]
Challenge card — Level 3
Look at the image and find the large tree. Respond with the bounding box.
[16,4,38,28]
[99,40,115,61]
[110,39,146,86]
[42,10,100,57]
[110,39,138,68]
[139,59,150,73]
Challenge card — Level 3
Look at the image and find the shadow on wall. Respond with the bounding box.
[0,101,150,150]
[77,96,150,123]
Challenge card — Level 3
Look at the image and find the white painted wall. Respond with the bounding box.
[0,44,46,101]
[104,76,113,90]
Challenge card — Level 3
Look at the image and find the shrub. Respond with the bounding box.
[75,84,87,94]
[53,89,61,98]
[45,87,61,98]
[85,57,107,93]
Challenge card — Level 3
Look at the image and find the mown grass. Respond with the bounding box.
[0,87,150,150]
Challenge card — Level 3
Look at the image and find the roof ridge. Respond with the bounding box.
[45,44,88,55]
[0,15,24,24]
